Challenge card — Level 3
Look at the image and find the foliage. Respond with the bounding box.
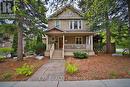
[73,51,88,59]
[0,56,5,62]
[25,38,33,53]
[65,62,78,74]
[109,71,118,79]
[13,0,47,60]
[0,24,17,35]
[36,33,43,44]
[35,43,46,55]
[16,63,33,76]
[0,48,14,56]
[34,33,46,55]
[2,72,12,80]
[78,0,128,53]
[127,71,130,75]
[25,33,46,55]
[14,0,47,28]
[12,33,18,54]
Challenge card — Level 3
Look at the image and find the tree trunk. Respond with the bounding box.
[128,0,130,56]
[17,22,23,61]
[105,12,112,54]
[16,0,24,61]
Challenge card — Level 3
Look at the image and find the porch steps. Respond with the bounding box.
[52,50,64,59]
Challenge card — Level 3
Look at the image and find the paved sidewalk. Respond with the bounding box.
[0,79,130,87]
[28,59,65,81]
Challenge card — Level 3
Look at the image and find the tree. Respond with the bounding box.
[12,33,18,56]
[127,0,130,55]
[14,0,47,60]
[79,0,117,53]
[0,24,16,35]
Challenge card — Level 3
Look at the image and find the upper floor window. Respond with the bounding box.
[70,20,73,29]
[55,20,60,28]
[69,20,82,30]
[74,20,78,29]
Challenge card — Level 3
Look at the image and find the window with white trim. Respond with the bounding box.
[70,20,73,29]
[69,20,82,30]
[74,20,78,29]
[75,37,83,44]
[55,20,60,28]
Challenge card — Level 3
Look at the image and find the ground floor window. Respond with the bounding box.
[75,37,83,44]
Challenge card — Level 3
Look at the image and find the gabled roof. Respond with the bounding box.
[46,27,64,32]
[48,4,83,19]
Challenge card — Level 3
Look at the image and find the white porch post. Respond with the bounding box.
[88,36,91,51]
[86,36,88,49]
[62,35,65,58]
[90,35,93,51]
[46,35,48,50]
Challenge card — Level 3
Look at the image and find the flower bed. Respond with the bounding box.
[65,54,130,80]
[0,57,49,81]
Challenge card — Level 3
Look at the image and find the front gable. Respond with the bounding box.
[58,8,81,19]
[49,5,83,19]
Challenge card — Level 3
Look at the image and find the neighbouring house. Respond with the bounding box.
[45,5,95,59]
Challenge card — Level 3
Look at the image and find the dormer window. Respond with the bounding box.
[55,20,60,28]
[69,20,82,30]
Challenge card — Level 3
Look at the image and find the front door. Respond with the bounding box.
[59,37,63,49]
[54,36,58,49]
[51,36,63,49]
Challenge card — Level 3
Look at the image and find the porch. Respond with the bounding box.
[45,33,95,59]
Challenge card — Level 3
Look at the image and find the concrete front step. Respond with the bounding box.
[51,57,64,60]
[49,59,65,63]
[52,50,63,59]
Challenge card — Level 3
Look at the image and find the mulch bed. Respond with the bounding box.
[65,54,130,81]
[0,57,49,81]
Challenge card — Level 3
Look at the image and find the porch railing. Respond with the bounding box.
[50,44,54,59]
[64,44,86,49]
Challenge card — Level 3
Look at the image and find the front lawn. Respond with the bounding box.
[65,54,130,80]
[0,57,49,81]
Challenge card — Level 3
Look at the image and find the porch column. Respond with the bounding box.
[62,35,65,58]
[90,35,93,51]
[46,35,48,50]
[86,36,88,49]
[89,36,91,51]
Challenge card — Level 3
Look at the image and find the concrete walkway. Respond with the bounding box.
[0,79,130,87]
[28,60,65,81]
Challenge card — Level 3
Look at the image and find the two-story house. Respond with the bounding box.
[45,5,95,59]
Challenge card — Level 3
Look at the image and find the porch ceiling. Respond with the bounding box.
[46,32,95,36]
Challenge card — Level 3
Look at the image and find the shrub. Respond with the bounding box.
[0,48,14,57]
[109,71,118,79]
[0,56,5,62]
[73,51,88,59]
[65,62,78,74]
[16,63,33,76]
[2,72,12,80]
[35,43,46,55]
[25,38,35,53]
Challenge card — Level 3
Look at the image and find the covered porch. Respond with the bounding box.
[45,31,95,58]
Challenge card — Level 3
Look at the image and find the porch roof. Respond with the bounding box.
[46,32,95,36]
[46,27,64,32]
